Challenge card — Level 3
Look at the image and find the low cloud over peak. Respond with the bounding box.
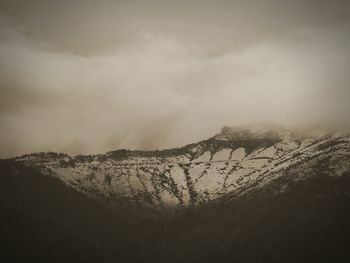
[1,1,350,157]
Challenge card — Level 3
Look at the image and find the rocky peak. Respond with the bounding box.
[215,123,287,141]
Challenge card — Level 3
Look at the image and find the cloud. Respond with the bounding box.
[0,1,350,157]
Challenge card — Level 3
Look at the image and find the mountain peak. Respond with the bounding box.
[215,123,286,141]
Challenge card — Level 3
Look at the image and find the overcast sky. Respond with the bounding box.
[0,0,350,157]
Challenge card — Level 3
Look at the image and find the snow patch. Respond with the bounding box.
[212,148,232,162]
[192,151,211,163]
[230,148,246,161]
[253,146,276,159]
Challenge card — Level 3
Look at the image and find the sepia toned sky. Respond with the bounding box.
[0,0,350,157]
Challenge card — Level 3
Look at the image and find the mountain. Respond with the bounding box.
[13,125,350,215]
[1,124,350,262]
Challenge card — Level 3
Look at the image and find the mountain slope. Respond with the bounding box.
[161,174,350,263]
[1,125,350,262]
[13,125,350,217]
[0,160,135,263]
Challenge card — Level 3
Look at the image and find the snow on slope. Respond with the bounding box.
[14,127,350,215]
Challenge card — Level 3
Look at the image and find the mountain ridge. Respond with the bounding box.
[8,125,350,219]
[1,124,350,262]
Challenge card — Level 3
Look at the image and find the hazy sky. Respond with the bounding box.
[1,0,350,157]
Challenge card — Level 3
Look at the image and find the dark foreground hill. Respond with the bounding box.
[0,160,134,263]
[1,159,350,263]
[161,174,350,263]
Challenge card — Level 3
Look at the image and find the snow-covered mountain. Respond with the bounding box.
[13,124,350,216]
[2,124,350,263]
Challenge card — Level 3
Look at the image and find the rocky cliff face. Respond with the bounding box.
[13,125,350,217]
